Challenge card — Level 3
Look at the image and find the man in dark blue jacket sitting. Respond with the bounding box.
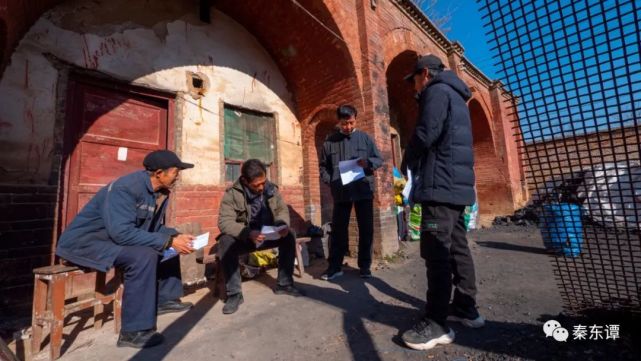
[400,55,485,351]
[56,150,196,349]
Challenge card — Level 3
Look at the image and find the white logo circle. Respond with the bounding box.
[543,320,562,337]
[552,327,569,342]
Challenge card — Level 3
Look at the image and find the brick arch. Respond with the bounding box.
[216,0,362,122]
[386,50,419,149]
[382,28,430,68]
[469,98,513,225]
[301,106,338,226]
[2,0,364,222]
[1,0,363,123]
[382,28,445,163]
[0,0,365,271]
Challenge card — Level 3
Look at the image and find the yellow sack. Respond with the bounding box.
[248,249,278,267]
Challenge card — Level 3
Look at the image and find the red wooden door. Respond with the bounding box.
[61,79,172,228]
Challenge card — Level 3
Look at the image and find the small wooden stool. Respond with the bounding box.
[31,265,123,360]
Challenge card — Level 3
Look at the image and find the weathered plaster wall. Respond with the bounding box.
[0,0,301,187]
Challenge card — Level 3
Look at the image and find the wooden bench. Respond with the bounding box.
[31,265,123,360]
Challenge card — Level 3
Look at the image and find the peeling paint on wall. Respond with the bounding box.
[0,0,302,186]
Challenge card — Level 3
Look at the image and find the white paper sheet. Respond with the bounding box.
[339,159,365,185]
[191,232,209,250]
[402,169,413,201]
[260,225,288,242]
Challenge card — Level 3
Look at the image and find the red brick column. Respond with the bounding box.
[355,0,399,257]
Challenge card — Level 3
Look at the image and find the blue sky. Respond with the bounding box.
[432,0,499,80]
[473,0,640,141]
[428,1,640,142]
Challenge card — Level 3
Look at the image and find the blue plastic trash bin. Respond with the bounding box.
[540,203,584,257]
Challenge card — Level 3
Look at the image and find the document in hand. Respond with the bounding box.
[260,225,288,241]
[402,169,412,201]
[339,159,365,185]
[191,232,210,250]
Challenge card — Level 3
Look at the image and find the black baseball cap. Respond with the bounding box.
[143,150,194,171]
[404,54,445,82]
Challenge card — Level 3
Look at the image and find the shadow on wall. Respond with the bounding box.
[287,205,306,236]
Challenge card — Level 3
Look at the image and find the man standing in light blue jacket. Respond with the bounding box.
[56,150,196,349]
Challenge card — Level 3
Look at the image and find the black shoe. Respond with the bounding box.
[273,284,305,297]
[359,269,372,278]
[320,269,343,281]
[157,300,193,315]
[401,318,455,351]
[222,293,243,314]
[447,304,485,328]
[117,330,164,348]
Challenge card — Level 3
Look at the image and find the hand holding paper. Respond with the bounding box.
[172,234,195,254]
[161,233,208,262]
[260,225,288,241]
[339,159,365,185]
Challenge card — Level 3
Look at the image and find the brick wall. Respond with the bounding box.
[0,185,57,315]
[280,185,306,235]
[172,185,224,236]
[524,125,641,186]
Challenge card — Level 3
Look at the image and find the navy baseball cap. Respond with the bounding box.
[143,150,194,171]
[404,54,445,82]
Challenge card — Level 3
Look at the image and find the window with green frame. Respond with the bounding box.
[223,105,276,182]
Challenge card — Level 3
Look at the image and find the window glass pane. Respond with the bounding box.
[225,163,240,183]
[223,106,275,181]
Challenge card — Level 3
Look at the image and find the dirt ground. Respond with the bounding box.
[7,226,640,361]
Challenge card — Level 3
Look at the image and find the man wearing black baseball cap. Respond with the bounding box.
[403,54,445,82]
[401,54,484,351]
[57,149,196,349]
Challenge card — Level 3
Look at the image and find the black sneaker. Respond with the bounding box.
[117,330,164,348]
[157,300,193,315]
[359,269,372,278]
[222,293,244,314]
[401,318,455,350]
[447,304,485,328]
[320,269,343,281]
[273,284,305,297]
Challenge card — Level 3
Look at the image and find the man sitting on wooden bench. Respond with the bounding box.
[217,159,304,315]
[56,150,196,349]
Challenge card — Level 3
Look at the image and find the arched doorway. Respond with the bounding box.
[386,50,420,158]
[302,108,337,226]
[316,121,337,225]
[469,99,513,225]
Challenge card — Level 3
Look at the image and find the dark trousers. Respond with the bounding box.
[113,246,184,332]
[217,233,296,296]
[420,202,478,326]
[328,199,374,272]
